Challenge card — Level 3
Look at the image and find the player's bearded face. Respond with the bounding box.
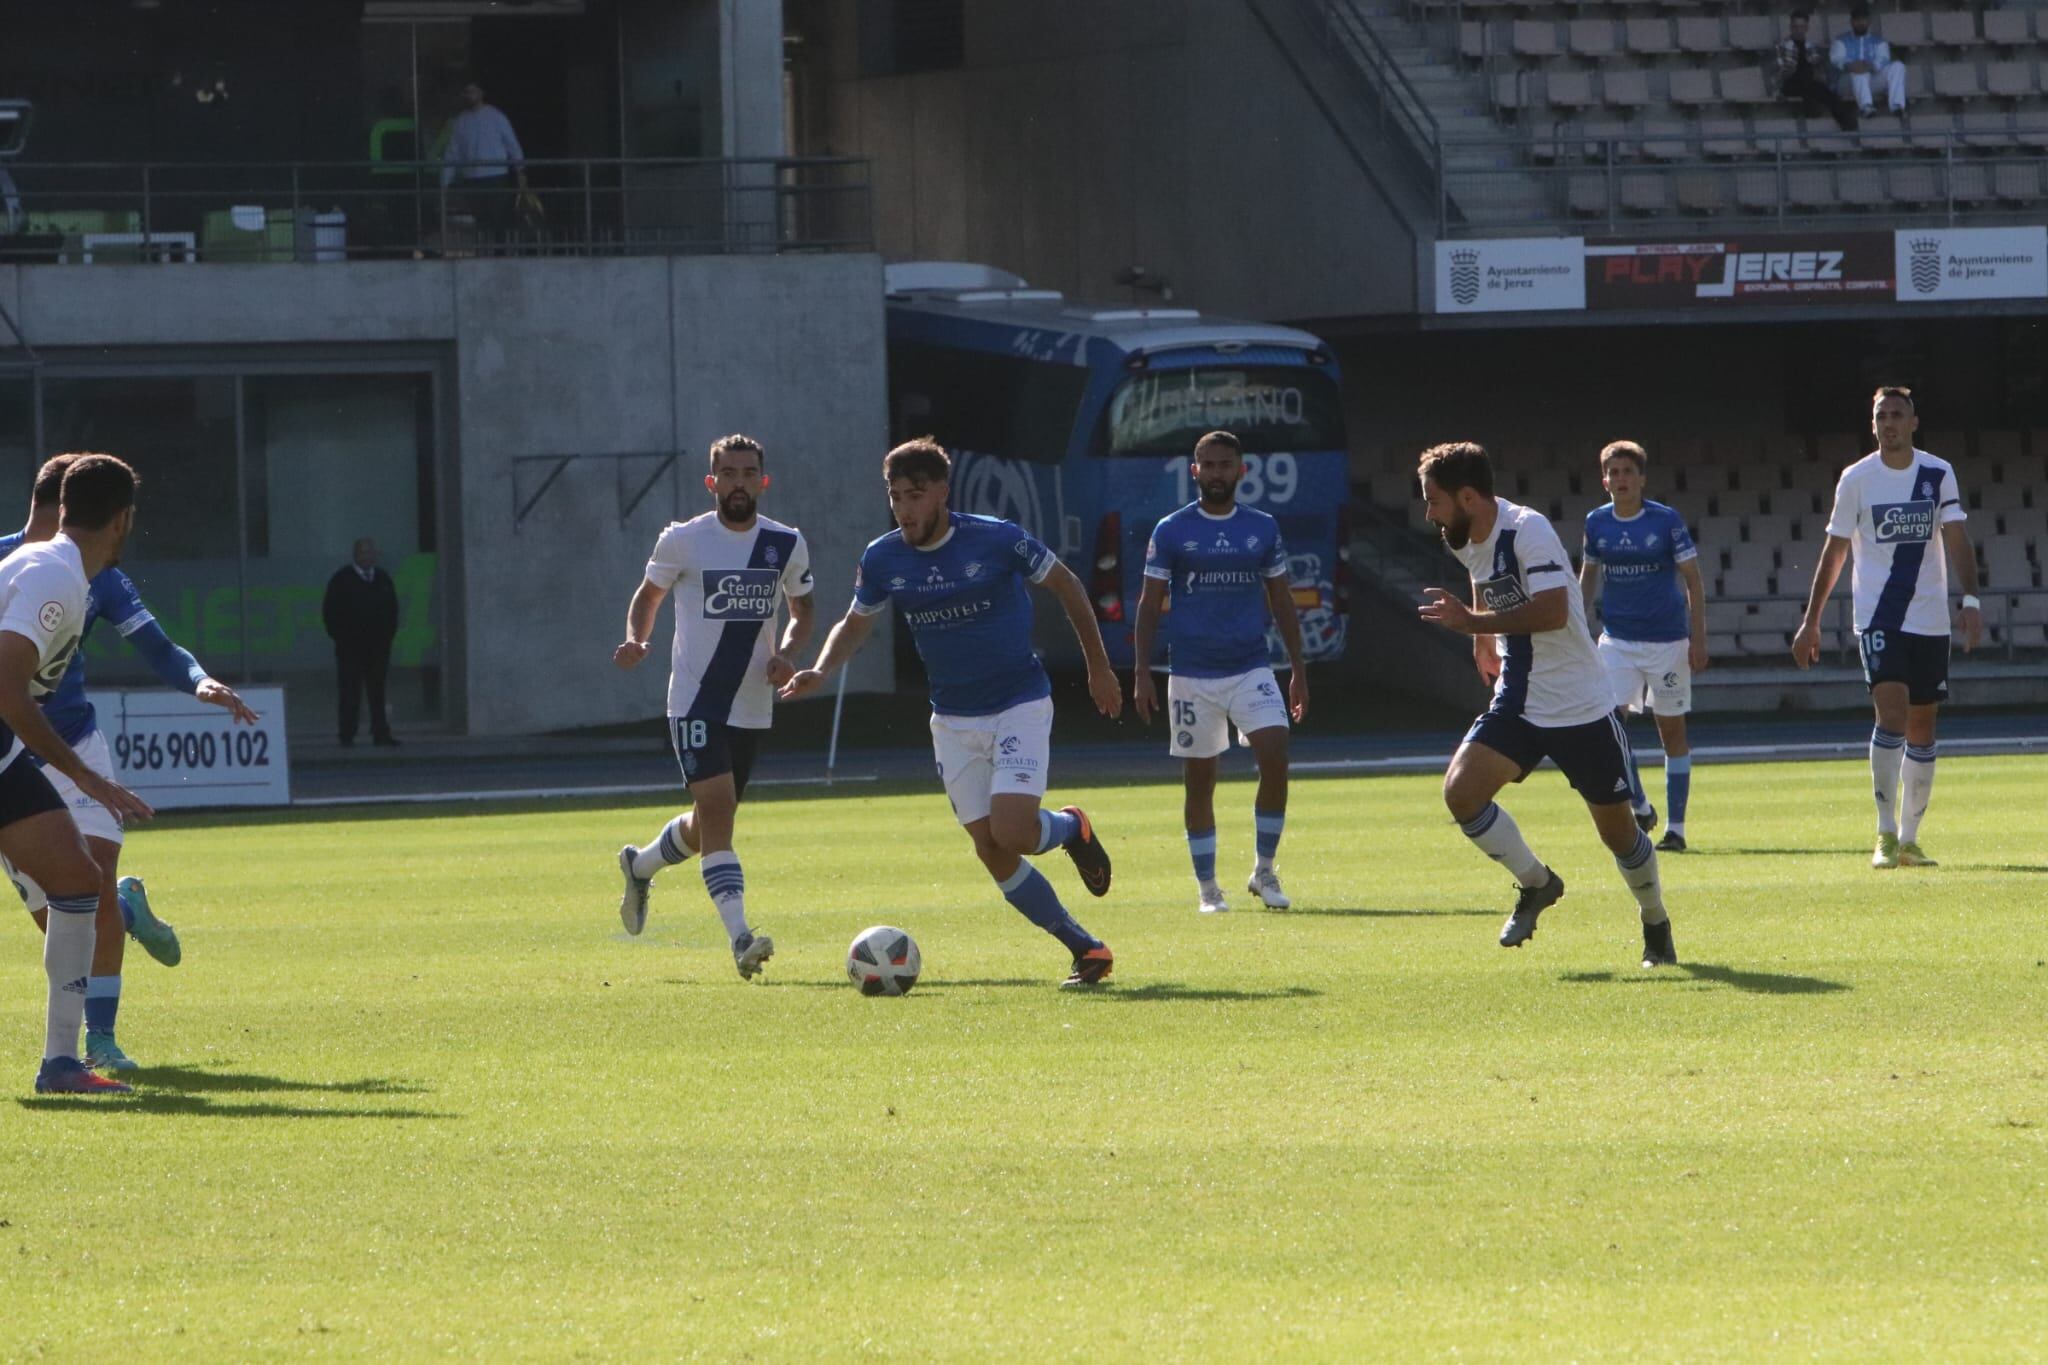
[1422,479,1472,549]
[720,487,756,522]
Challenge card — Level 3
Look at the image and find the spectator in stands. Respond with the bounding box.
[439,78,526,238]
[1830,3,1907,118]
[1777,10,1858,131]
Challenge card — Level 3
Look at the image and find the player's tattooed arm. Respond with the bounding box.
[1791,535,1851,668]
[1129,577,1169,723]
[613,578,668,668]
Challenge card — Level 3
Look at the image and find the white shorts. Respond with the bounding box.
[1599,635,1692,716]
[929,696,1053,827]
[1167,667,1291,759]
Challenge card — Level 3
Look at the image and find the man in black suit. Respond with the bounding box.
[322,538,400,747]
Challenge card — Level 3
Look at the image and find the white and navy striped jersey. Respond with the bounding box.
[1824,449,1966,638]
[644,512,813,729]
[1452,498,1612,728]
[0,535,92,770]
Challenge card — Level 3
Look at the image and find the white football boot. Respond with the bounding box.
[1197,883,1230,915]
[1245,868,1292,909]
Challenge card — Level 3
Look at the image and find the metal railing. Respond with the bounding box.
[1318,0,1442,162]
[1438,131,2047,236]
[0,155,873,262]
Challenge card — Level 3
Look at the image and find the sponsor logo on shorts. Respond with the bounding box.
[1177,730,1193,748]
[1661,670,1680,689]
[998,735,1020,755]
[1256,681,1277,697]
[1873,500,1935,544]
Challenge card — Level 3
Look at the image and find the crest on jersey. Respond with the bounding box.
[37,601,64,633]
[1247,536,1261,551]
[763,545,780,566]
[964,561,984,579]
[1646,533,1659,548]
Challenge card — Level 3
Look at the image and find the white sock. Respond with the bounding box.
[699,850,748,943]
[1458,802,1547,887]
[43,894,97,1062]
[632,815,693,880]
[1900,744,1936,843]
[1616,830,1668,926]
[1870,728,1905,835]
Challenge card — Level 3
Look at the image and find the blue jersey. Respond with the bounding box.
[1141,502,1287,678]
[851,513,1055,716]
[1582,501,1698,644]
[0,530,206,745]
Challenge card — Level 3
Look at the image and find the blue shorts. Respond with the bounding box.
[1858,629,1949,705]
[1462,709,1636,806]
[669,718,760,797]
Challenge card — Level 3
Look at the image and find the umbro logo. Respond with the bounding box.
[1182,540,1199,552]
[889,576,907,589]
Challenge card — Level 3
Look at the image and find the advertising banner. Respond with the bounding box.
[1585,233,1895,308]
[1434,238,1585,313]
[92,685,290,809]
[1894,227,2048,302]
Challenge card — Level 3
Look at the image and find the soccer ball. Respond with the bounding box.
[847,925,921,996]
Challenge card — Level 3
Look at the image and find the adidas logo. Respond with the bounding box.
[1613,778,1629,793]
[62,976,87,995]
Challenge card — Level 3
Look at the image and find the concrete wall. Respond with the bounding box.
[1,254,892,736]
[807,0,1418,322]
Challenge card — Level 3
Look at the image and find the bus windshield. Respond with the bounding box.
[1102,365,1345,455]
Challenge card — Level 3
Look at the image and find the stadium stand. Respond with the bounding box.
[1416,2,2048,228]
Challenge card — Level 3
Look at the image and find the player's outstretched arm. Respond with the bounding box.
[1791,536,1851,669]
[613,578,667,669]
[1040,561,1122,718]
[125,614,260,723]
[1940,521,1982,652]
[1129,577,1168,723]
[768,591,817,687]
[777,606,877,702]
[1262,574,1309,722]
[0,634,151,823]
[1421,584,1568,636]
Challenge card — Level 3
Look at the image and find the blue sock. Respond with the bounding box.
[1254,808,1285,869]
[996,862,1100,956]
[1666,755,1691,832]
[85,975,120,1035]
[1034,808,1079,856]
[1186,827,1217,885]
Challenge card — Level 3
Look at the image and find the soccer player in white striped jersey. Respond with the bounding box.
[611,435,815,978]
[1416,442,1678,968]
[1792,387,1980,869]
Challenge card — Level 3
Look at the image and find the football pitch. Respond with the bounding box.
[4,755,2045,1359]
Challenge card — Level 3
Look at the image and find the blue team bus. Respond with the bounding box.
[883,261,1351,671]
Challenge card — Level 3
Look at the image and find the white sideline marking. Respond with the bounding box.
[1295,733,2048,776]
[292,774,878,808]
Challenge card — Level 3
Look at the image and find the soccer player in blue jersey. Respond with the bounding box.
[1131,431,1308,914]
[780,438,1122,988]
[613,435,815,979]
[1793,387,1979,868]
[1418,442,1678,968]
[2,453,258,1071]
[1578,441,1709,852]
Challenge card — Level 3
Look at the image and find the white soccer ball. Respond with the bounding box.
[847,925,921,997]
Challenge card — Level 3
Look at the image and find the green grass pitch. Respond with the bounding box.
[3,756,2045,1359]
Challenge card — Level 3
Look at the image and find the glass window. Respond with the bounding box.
[889,341,1088,464]
[0,375,32,500]
[1101,365,1347,455]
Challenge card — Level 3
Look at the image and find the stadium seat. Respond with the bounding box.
[1716,487,1770,517]
[1983,535,2036,588]
[1746,512,1795,547]
[1549,70,1599,111]
[1569,172,1613,217]
[1994,161,2043,203]
[1837,163,1888,205]
[1720,67,1773,105]
[1700,119,1752,157]
[1705,601,1750,636]
[1626,17,1676,55]
[1907,111,1956,150]
[1726,15,1777,52]
[1675,17,1722,54]
[2008,109,2048,148]
[1981,9,2033,48]
[1605,68,1653,110]
[1879,11,1931,48]
[1934,62,1985,98]
[1729,459,1781,491]
[1889,163,1943,204]
[2000,507,2048,544]
[1786,167,1837,209]
[1735,169,1782,210]
[1581,120,1633,159]
[1642,120,1692,160]
[1676,171,1729,212]
[1985,61,2036,98]
[1752,116,1805,154]
[1707,631,1742,658]
[1697,514,1745,554]
[1621,172,1672,213]
[1928,10,1978,48]
[1961,110,2015,148]
[1514,20,1563,56]
[1461,21,1489,60]
[1977,429,2024,465]
[1726,542,1778,582]
[1778,541,1819,590]
[1669,68,1718,108]
[1950,162,1996,203]
[1369,469,1414,511]
[1857,115,1911,151]
[1569,18,1619,56]
[1918,429,1965,459]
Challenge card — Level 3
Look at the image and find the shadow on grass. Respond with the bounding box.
[1560,962,1849,995]
[137,1065,429,1097]
[1065,982,1322,1003]
[15,1095,450,1120]
[1685,847,1867,857]
[1974,863,2048,874]
[1287,906,1498,919]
